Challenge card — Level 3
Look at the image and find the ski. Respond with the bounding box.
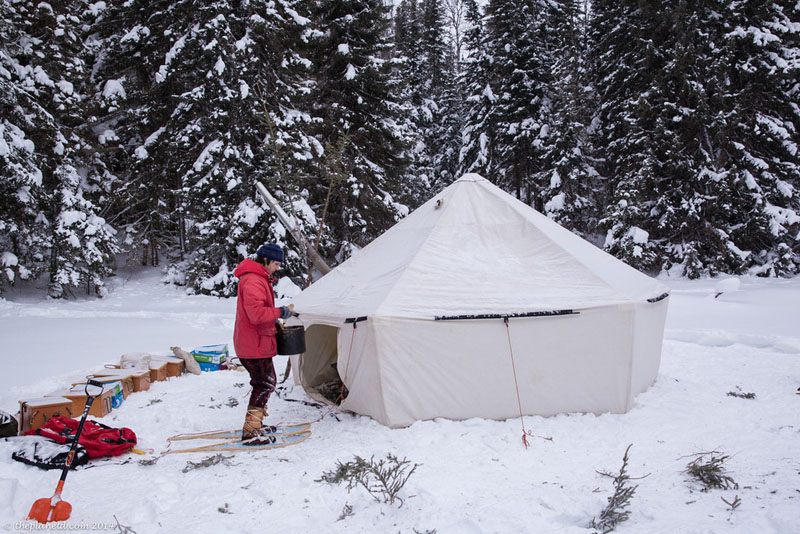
[167,422,311,442]
[165,430,311,454]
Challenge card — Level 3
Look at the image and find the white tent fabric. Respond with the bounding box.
[289,174,669,428]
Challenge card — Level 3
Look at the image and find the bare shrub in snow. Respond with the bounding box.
[337,503,354,521]
[721,495,742,511]
[318,453,419,507]
[726,387,756,399]
[182,454,235,473]
[684,451,739,491]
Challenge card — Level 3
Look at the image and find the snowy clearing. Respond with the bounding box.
[0,269,798,533]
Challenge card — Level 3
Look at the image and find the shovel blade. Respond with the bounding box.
[51,500,72,522]
[28,497,54,523]
[27,496,72,524]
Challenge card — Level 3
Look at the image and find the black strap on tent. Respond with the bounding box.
[435,310,578,321]
[647,292,670,303]
[344,316,368,324]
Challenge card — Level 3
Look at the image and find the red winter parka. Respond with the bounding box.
[233,258,283,359]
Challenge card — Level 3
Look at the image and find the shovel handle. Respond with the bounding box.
[58,381,103,483]
[84,379,105,401]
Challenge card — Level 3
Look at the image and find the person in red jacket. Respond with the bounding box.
[233,243,292,444]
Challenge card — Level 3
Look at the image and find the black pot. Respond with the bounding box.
[276,325,306,355]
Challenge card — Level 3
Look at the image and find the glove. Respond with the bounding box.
[279,306,292,320]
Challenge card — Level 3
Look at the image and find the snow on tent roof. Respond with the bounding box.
[292,174,668,319]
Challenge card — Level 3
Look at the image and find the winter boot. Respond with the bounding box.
[241,405,276,445]
[241,405,265,439]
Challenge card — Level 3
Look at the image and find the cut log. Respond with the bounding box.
[255,182,331,275]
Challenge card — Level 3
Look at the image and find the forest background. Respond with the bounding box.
[1,0,798,299]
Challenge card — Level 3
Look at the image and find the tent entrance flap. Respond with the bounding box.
[297,324,346,405]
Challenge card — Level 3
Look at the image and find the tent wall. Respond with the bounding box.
[358,307,641,428]
[294,318,392,426]
[629,298,669,401]
[336,320,392,426]
[295,300,665,428]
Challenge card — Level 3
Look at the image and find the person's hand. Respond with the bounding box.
[279,306,292,320]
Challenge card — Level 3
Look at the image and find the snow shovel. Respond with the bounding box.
[27,379,105,524]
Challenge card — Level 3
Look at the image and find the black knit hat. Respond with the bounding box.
[256,243,284,263]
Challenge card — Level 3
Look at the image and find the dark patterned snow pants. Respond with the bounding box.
[239,357,277,408]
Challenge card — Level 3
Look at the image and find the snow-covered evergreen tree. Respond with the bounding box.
[0,0,45,292]
[1,1,117,297]
[713,0,800,276]
[94,0,318,295]
[461,0,554,204]
[591,0,662,271]
[394,0,423,99]
[540,0,602,236]
[306,0,413,258]
[459,0,498,180]
[596,0,800,277]
[641,0,752,277]
[395,0,461,192]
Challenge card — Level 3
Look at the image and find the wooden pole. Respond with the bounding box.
[255,182,332,276]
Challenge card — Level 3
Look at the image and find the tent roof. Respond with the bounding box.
[292,174,669,319]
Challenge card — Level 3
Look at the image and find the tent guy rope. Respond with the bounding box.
[504,316,533,449]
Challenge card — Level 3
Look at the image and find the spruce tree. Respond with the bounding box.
[459,0,498,180]
[1,1,117,297]
[591,0,664,272]
[395,0,423,101]
[713,0,800,275]
[461,0,554,205]
[0,0,47,292]
[307,0,412,258]
[540,0,602,236]
[94,0,317,295]
[396,0,460,192]
[642,0,748,277]
[595,0,800,276]
[91,0,187,270]
[420,0,461,189]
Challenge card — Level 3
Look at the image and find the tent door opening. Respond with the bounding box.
[297,324,347,405]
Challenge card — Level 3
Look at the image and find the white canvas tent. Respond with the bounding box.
[289,174,669,428]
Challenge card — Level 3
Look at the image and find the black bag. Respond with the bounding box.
[11,436,89,471]
[0,409,17,438]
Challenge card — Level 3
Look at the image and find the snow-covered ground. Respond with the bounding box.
[0,269,798,533]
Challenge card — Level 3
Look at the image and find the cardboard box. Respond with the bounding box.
[191,344,229,364]
[19,397,74,434]
[197,361,223,372]
[151,356,184,377]
[149,361,168,382]
[192,353,226,364]
[126,368,151,391]
[47,388,113,418]
[83,374,135,399]
[73,380,124,408]
[91,367,151,392]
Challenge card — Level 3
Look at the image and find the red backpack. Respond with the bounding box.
[25,416,137,458]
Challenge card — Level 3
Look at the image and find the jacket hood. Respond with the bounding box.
[234,258,269,280]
